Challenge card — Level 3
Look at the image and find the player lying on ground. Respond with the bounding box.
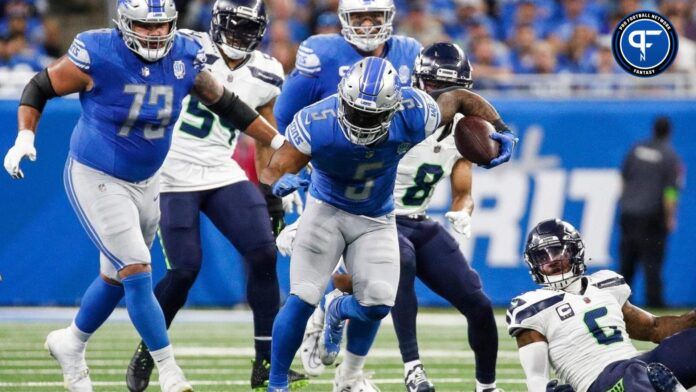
[260,56,516,392]
[123,1,307,391]
[277,42,506,392]
[508,218,696,392]
[3,0,285,391]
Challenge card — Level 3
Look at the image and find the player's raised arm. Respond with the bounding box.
[191,70,286,150]
[515,329,552,392]
[622,301,696,343]
[4,56,92,179]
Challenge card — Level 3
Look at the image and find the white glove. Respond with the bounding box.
[276,219,300,257]
[4,130,36,179]
[282,191,304,214]
[445,210,472,239]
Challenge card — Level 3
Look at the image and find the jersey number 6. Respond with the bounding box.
[583,307,624,345]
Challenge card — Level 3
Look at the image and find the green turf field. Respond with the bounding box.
[0,309,662,392]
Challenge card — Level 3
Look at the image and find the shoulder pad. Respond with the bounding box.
[506,289,565,334]
[68,30,109,71]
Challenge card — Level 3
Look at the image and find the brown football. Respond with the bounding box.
[454,116,499,165]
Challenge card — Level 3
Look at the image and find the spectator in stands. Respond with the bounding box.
[525,41,560,74]
[508,23,538,73]
[558,24,597,73]
[4,31,45,71]
[592,34,621,74]
[314,11,340,35]
[469,36,512,78]
[268,0,309,43]
[444,0,496,41]
[183,0,213,30]
[0,0,43,46]
[40,16,60,58]
[548,0,600,50]
[397,2,447,46]
[0,35,8,68]
[666,13,696,73]
[619,117,683,308]
[504,0,549,42]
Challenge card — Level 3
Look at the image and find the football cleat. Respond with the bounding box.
[319,289,347,366]
[251,359,309,391]
[157,362,193,392]
[647,362,686,392]
[300,305,326,377]
[44,328,93,392]
[481,388,506,392]
[404,364,435,392]
[333,366,381,392]
[126,341,154,392]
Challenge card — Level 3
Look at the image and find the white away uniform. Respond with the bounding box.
[160,29,284,192]
[507,270,638,392]
[393,113,464,215]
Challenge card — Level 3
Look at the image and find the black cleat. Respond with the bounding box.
[251,359,310,391]
[126,342,154,392]
[405,364,435,392]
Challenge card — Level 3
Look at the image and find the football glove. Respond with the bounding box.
[482,129,517,169]
[4,130,36,179]
[546,380,575,392]
[272,173,310,197]
[260,183,286,237]
[445,210,472,239]
[276,219,299,257]
[282,191,304,215]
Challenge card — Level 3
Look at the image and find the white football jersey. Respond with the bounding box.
[507,270,638,392]
[393,114,464,215]
[160,30,284,192]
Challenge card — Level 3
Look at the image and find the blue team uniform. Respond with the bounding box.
[274,34,422,133]
[285,86,440,217]
[67,28,205,182]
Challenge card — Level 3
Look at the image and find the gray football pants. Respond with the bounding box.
[64,158,160,281]
[290,197,400,307]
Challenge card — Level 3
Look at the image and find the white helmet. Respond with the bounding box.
[338,0,395,52]
[337,57,402,145]
[116,0,178,62]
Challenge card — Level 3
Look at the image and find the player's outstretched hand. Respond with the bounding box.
[272,173,310,197]
[481,130,517,169]
[282,191,304,215]
[276,219,299,257]
[546,380,575,392]
[445,210,472,239]
[3,130,36,179]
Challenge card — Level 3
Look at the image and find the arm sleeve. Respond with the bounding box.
[519,341,551,392]
[285,112,312,155]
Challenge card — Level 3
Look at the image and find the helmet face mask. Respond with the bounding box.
[116,0,178,62]
[338,0,395,52]
[524,219,586,290]
[211,0,267,60]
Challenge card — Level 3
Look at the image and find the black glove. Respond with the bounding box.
[546,380,575,392]
[259,183,285,237]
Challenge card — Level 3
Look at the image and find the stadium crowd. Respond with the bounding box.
[1,0,695,76]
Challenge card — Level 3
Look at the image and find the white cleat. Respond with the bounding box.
[158,362,193,392]
[300,304,326,377]
[333,366,381,392]
[44,328,92,392]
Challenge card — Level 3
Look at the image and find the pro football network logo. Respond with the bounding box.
[612,11,678,77]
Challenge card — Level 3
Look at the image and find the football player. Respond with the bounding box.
[123,1,307,391]
[280,43,505,392]
[261,56,514,392]
[2,0,285,391]
[509,219,696,392]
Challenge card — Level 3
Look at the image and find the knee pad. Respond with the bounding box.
[363,280,395,306]
[647,363,682,392]
[360,304,391,321]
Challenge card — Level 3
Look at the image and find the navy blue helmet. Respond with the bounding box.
[210,0,267,59]
[413,42,473,92]
[524,219,586,290]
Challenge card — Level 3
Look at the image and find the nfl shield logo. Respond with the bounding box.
[141,66,150,77]
[174,61,185,79]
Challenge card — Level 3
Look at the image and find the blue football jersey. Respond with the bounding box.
[67,29,206,182]
[285,87,441,217]
[274,34,422,133]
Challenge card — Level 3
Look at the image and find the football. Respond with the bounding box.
[454,116,500,165]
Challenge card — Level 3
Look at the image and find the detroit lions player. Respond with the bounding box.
[509,219,696,392]
[3,1,285,391]
[283,43,505,392]
[123,1,307,391]
[261,56,514,392]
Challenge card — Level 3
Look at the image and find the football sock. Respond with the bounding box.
[153,268,198,328]
[404,359,422,377]
[391,246,419,363]
[346,318,381,356]
[341,351,367,379]
[269,295,315,388]
[73,276,124,339]
[123,272,170,351]
[150,344,175,368]
[457,290,498,384]
[476,380,497,392]
[244,245,280,363]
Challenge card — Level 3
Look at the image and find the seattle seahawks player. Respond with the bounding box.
[509,219,696,392]
[123,1,307,391]
[284,43,505,392]
[2,1,285,391]
[261,56,514,392]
